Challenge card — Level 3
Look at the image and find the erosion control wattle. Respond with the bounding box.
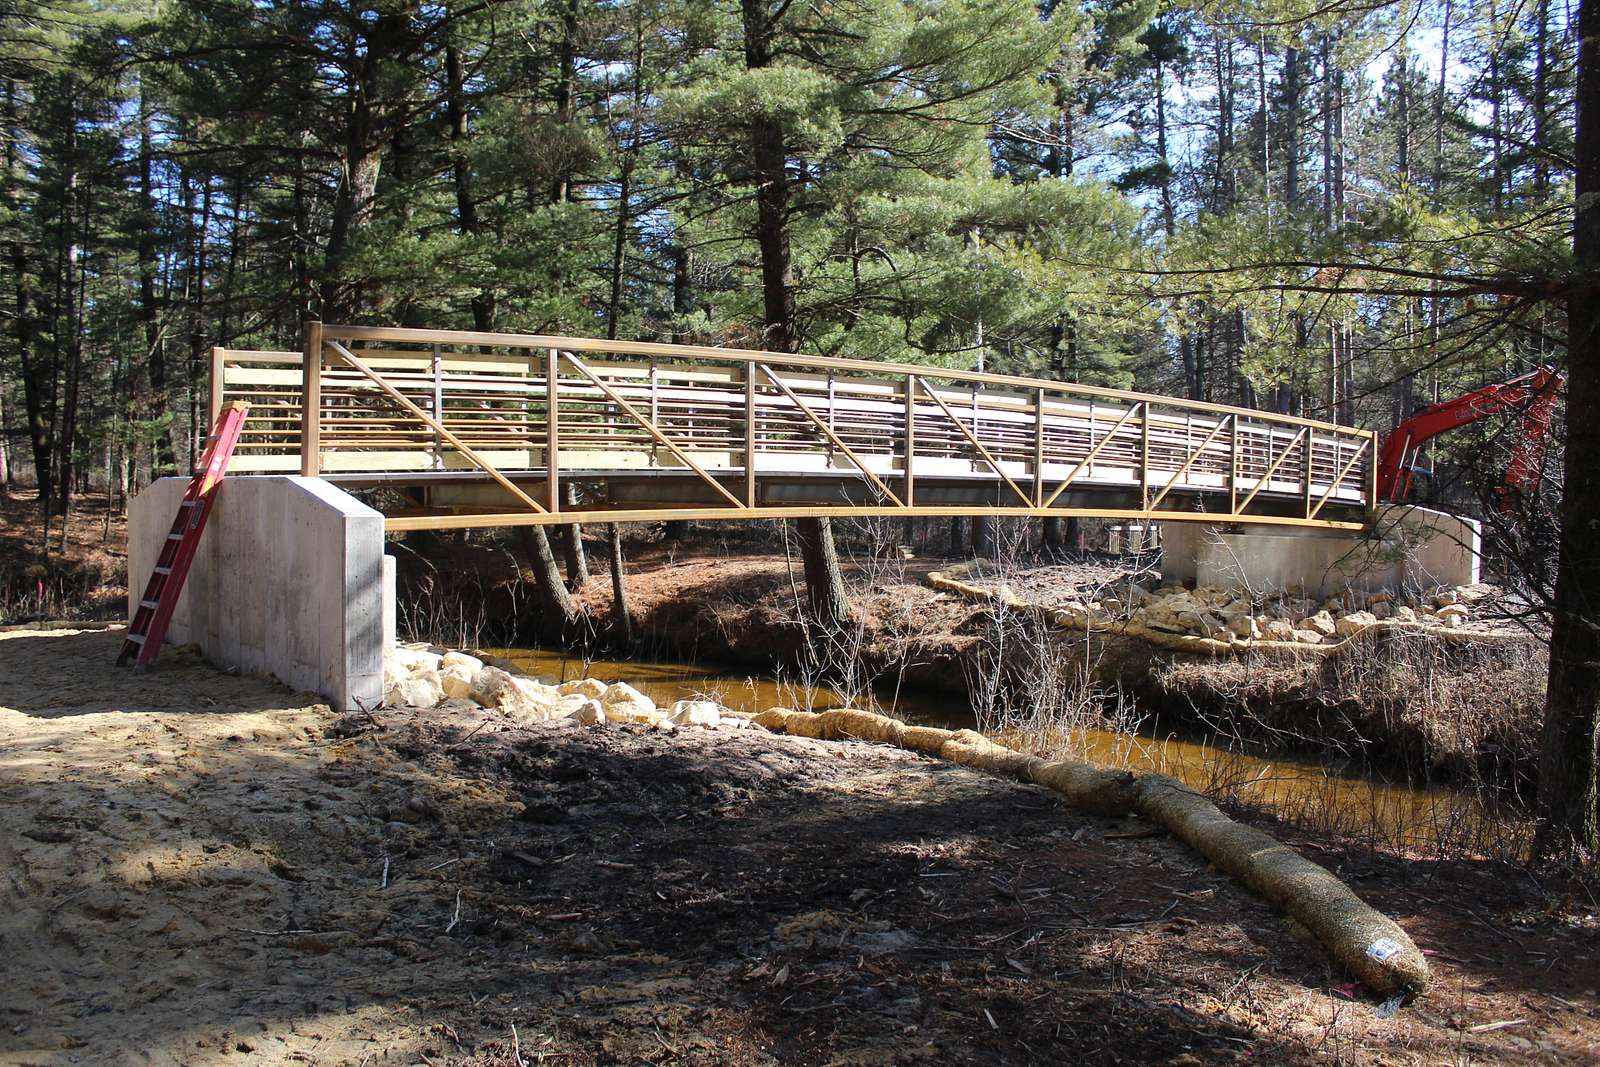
[752,706,1430,999]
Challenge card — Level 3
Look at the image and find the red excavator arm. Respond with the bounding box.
[1377,366,1563,511]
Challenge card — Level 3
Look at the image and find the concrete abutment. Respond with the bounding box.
[128,476,394,711]
[1160,506,1481,598]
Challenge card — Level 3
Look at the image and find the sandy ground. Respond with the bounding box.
[3,626,1599,1065]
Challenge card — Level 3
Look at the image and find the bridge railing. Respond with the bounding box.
[210,324,1376,530]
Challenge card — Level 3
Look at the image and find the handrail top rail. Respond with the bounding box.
[312,323,1376,441]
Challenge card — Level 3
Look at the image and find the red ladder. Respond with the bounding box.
[118,401,251,670]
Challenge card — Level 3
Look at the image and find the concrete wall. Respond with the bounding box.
[1158,506,1481,598]
[129,476,391,710]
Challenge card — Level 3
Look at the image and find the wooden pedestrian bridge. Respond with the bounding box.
[209,323,1378,533]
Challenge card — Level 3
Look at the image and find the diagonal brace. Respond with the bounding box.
[325,340,547,513]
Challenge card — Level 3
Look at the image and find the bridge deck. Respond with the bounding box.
[211,325,1376,532]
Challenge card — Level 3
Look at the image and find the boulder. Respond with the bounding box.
[1436,605,1470,627]
[393,647,443,677]
[1393,606,1418,624]
[1292,629,1326,645]
[438,652,484,700]
[1301,611,1337,637]
[1262,620,1296,642]
[1334,610,1378,637]
[570,698,606,725]
[1226,615,1261,641]
[600,682,658,722]
[472,667,561,721]
[385,671,445,709]
[670,700,723,727]
[559,678,609,700]
[1370,600,1394,620]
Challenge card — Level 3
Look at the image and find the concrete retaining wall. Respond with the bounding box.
[128,476,392,710]
[1159,506,1481,598]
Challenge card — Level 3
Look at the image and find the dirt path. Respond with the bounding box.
[2,628,1596,1064]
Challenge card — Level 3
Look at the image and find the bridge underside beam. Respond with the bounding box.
[371,472,1364,532]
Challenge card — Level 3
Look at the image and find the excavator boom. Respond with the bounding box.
[1376,366,1563,509]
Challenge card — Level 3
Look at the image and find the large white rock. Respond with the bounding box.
[670,700,723,727]
[393,647,443,677]
[559,678,609,700]
[472,667,561,720]
[438,652,484,700]
[548,694,604,723]
[1226,615,1261,641]
[601,682,658,722]
[1334,610,1378,637]
[1300,611,1337,637]
[1262,619,1296,642]
[385,672,445,709]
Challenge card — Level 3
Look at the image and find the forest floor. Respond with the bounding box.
[3,625,1599,1065]
[0,488,128,624]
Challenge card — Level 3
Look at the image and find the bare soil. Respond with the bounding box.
[3,626,1598,1065]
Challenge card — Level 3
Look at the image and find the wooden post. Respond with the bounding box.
[208,347,225,427]
[1229,415,1240,516]
[1033,388,1045,506]
[547,347,561,512]
[1366,430,1380,518]
[300,321,322,476]
[432,343,444,470]
[744,364,757,507]
[1139,403,1151,510]
[1303,430,1315,518]
[903,375,916,507]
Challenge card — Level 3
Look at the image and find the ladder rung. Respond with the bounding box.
[125,633,146,644]
[167,532,184,541]
[180,500,199,508]
[140,599,159,610]
[154,566,172,575]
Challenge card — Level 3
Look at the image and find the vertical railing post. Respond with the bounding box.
[432,343,444,470]
[208,346,225,428]
[1139,402,1150,510]
[300,320,322,476]
[903,374,917,506]
[744,363,757,507]
[1367,431,1380,517]
[1033,388,1045,506]
[1303,430,1315,518]
[1228,415,1239,517]
[547,347,561,512]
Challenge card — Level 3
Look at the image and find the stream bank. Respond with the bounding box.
[396,542,1547,811]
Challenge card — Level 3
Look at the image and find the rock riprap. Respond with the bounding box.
[381,645,752,729]
[928,569,1505,650]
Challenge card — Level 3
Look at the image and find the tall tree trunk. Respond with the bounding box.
[445,41,495,332]
[518,525,577,632]
[741,0,846,624]
[1535,0,1600,859]
[4,77,48,498]
[607,522,633,646]
[1434,0,1452,202]
[1284,42,1301,211]
[794,516,848,627]
[136,81,175,472]
[1534,0,1552,197]
[559,484,588,590]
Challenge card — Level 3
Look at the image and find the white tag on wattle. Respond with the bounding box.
[1366,938,1403,963]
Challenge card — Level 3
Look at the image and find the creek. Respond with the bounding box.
[484,645,1520,853]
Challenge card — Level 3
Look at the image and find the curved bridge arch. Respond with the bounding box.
[211,324,1377,532]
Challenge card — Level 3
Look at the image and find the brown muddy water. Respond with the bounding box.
[486,646,1526,855]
